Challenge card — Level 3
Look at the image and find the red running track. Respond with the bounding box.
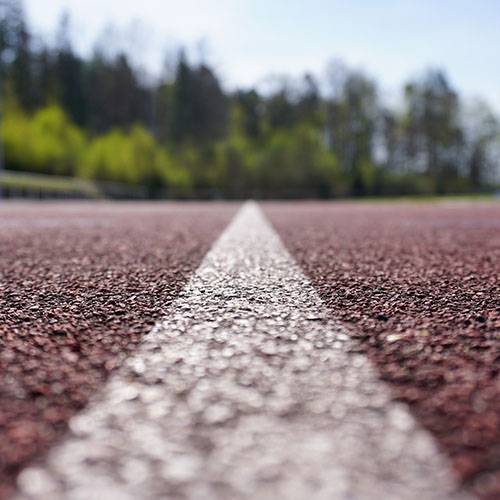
[0,201,238,498]
[265,201,500,499]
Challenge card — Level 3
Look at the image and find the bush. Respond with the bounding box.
[80,124,192,193]
[4,104,84,176]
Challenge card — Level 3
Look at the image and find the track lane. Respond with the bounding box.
[0,202,238,498]
[16,202,467,500]
[265,200,500,499]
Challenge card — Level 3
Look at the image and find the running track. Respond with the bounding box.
[1,200,499,499]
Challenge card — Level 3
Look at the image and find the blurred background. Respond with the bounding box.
[0,0,499,199]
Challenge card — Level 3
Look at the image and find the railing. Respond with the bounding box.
[0,170,230,200]
[0,170,149,199]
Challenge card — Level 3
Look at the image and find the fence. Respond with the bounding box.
[0,170,151,200]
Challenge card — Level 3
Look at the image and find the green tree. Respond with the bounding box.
[169,52,228,144]
[54,13,87,126]
[81,124,191,194]
[325,68,378,195]
[402,71,463,192]
[3,103,85,175]
[464,100,499,188]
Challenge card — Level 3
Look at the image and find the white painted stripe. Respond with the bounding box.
[17,201,469,500]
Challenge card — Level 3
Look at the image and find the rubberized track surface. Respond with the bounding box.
[0,202,238,498]
[264,201,500,499]
[1,200,499,499]
[14,202,466,500]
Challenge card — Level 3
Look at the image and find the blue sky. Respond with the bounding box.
[24,0,500,110]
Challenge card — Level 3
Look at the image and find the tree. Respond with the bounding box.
[463,100,499,188]
[3,104,84,175]
[54,13,87,126]
[325,68,378,195]
[86,50,149,133]
[169,52,228,144]
[1,0,35,110]
[233,89,261,139]
[401,70,463,191]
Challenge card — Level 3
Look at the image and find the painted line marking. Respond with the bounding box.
[17,201,469,499]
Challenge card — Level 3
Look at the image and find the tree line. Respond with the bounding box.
[1,0,499,198]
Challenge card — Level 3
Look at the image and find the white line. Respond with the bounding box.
[17,201,469,500]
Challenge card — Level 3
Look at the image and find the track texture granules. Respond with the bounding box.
[14,202,465,500]
[265,201,500,499]
[0,202,237,498]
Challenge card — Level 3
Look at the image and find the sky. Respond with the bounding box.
[24,0,500,111]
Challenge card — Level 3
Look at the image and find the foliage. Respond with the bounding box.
[80,125,192,194]
[1,0,499,198]
[4,103,84,175]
